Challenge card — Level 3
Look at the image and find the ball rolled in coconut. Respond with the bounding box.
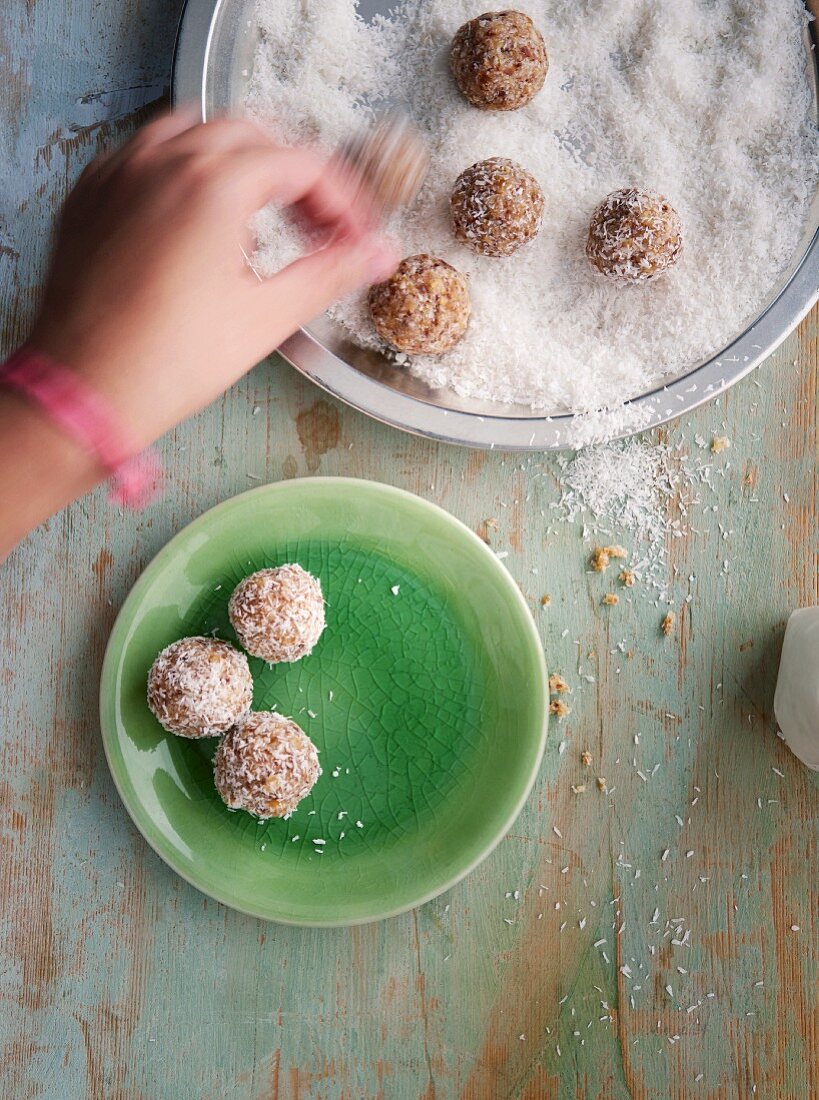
[586,188,683,282]
[451,157,544,257]
[369,254,470,355]
[147,636,253,738]
[229,564,325,664]
[450,11,548,112]
[214,711,321,820]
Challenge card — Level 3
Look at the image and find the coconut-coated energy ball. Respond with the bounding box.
[586,188,683,282]
[451,157,544,257]
[450,11,548,112]
[368,254,470,356]
[342,113,429,221]
[147,636,253,738]
[229,564,325,664]
[214,712,321,820]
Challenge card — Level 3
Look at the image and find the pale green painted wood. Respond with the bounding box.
[0,2,817,1098]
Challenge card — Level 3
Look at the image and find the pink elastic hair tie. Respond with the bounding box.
[0,345,161,509]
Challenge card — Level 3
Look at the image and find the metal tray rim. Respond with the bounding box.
[173,0,819,450]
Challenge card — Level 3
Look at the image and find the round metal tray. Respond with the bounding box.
[173,0,819,450]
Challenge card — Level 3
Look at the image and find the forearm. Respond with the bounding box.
[0,389,101,560]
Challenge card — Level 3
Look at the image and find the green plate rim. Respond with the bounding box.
[99,477,549,925]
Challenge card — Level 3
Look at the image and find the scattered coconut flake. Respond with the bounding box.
[555,441,712,584]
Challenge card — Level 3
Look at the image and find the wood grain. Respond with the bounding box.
[0,2,816,1097]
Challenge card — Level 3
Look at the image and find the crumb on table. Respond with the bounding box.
[581,750,592,767]
[619,569,636,587]
[711,436,731,453]
[549,699,570,718]
[661,611,676,637]
[590,545,627,572]
[602,593,619,606]
[549,672,571,694]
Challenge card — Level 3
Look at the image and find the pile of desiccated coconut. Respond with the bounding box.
[248,0,818,441]
[550,437,716,593]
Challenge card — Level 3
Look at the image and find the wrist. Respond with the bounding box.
[1,343,162,516]
[27,322,152,454]
[0,387,102,557]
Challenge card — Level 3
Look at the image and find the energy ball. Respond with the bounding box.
[342,113,429,220]
[147,636,253,738]
[450,11,548,112]
[214,712,321,820]
[451,157,544,257]
[586,188,683,282]
[229,564,325,664]
[368,254,470,355]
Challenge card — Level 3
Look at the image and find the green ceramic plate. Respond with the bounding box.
[100,478,548,925]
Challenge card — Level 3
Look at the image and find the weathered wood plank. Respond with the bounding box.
[0,2,816,1098]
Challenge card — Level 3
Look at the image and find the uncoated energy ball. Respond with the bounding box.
[214,711,321,820]
[586,188,683,282]
[147,636,253,738]
[451,157,544,257]
[450,11,549,112]
[229,564,326,664]
[368,254,471,355]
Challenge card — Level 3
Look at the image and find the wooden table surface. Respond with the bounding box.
[1,2,817,1097]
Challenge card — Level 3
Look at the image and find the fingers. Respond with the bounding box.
[94,106,202,182]
[128,104,203,150]
[250,234,399,335]
[291,156,376,242]
[77,149,114,184]
[161,115,275,158]
[228,145,374,241]
[100,112,373,243]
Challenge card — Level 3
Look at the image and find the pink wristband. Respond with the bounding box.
[0,345,161,509]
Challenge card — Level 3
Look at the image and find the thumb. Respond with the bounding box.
[252,234,399,330]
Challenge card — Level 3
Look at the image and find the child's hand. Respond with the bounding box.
[29,111,398,453]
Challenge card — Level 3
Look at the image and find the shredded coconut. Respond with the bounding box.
[228,563,326,664]
[147,637,253,738]
[214,711,321,819]
[553,438,709,584]
[248,0,818,440]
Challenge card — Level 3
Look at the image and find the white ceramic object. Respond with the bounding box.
[773,607,819,770]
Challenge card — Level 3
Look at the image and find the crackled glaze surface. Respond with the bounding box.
[100,480,547,924]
